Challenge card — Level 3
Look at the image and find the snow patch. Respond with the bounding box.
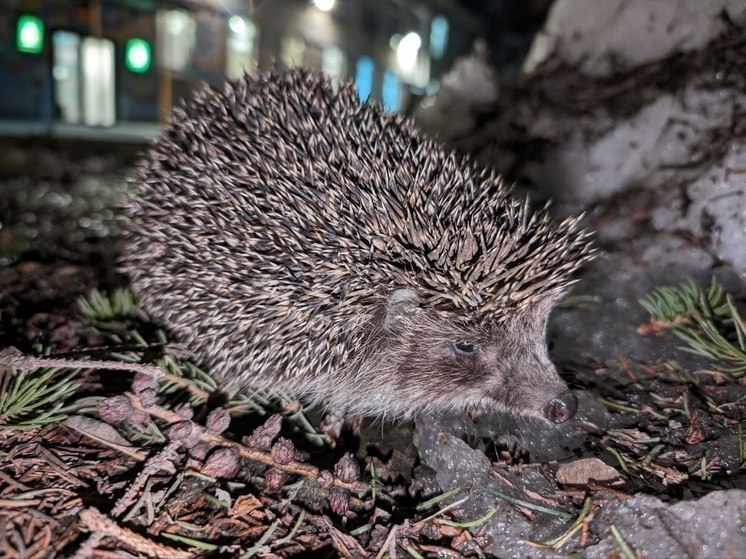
[525,0,746,76]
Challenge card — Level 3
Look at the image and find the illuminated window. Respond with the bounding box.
[393,31,429,87]
[156,10,195,72]
[81,37,116,126]
[280,36,305,68]
[430,16,449,59]
[382,70,399,112]
[355,56,374,103]
[226,15,257,80]
[322,45,345,88]
[17,14,44,54]
[52,31,81,124]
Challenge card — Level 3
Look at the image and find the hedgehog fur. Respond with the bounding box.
[123,69,595,422]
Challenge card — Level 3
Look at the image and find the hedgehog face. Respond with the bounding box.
[374,288,577,422]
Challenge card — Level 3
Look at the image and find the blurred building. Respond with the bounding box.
[0,0,481,139]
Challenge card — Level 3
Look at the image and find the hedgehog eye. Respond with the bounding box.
[452,342,481,356]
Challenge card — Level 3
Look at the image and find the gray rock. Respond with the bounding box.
[415,416,571,558]
[584,490,746,558]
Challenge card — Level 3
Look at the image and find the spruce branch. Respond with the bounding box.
[0,353,82,430]
[640,278,746,377]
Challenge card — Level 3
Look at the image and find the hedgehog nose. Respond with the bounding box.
[544,391,578,423]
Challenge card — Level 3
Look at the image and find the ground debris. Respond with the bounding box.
[556,458,623,486]
[1,253,744,558]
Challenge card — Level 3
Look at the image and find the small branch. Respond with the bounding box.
[111,440,182,518]
[0,351,211,400]
[127,393,369,496]
[0,353,165,380]
[73,507,193,559]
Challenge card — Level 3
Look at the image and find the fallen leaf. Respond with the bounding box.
[64,415,146,461]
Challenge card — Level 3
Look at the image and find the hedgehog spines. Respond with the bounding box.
[124,68,595,394]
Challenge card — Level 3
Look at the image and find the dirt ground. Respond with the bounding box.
[0,119,744,558]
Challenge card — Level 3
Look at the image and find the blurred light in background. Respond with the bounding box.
[226,16,257,80]
[355,56,374,102]
[313,0,336,12]
[429,15,449,59]
[322,45,346,88]
[382,70,400,111]
[157,10,195,72]
[81,38,116,126]
[53,31,81,123]
[229,14,246,34]
[17,14,44,54]
[281,36,306,67]
[125,38,151,73]
[0,0,482,130]
[396,32,421,74]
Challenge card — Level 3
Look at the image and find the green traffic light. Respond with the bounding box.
[17,14,44,54]
[125,38,151,73]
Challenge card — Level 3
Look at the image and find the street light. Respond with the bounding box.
[229,15,246,34]
[396,31,421,74]
[313,0,336,12]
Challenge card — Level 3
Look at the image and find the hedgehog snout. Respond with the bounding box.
[481,338,578,423]
[544,390,578,423]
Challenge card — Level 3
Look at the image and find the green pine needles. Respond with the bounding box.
[77,288,137,321]
[640,278,746,377]
[0,365,81,429]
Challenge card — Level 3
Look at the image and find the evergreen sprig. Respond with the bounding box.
[78,287,137,321]
[0,366,81,429]
[640,278,746,377]
[77,288,328,443]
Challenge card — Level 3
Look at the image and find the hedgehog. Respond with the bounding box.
[122,69,595,423]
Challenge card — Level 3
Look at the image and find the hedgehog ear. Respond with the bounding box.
[530,290,567,330]
[384,288,420,331]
